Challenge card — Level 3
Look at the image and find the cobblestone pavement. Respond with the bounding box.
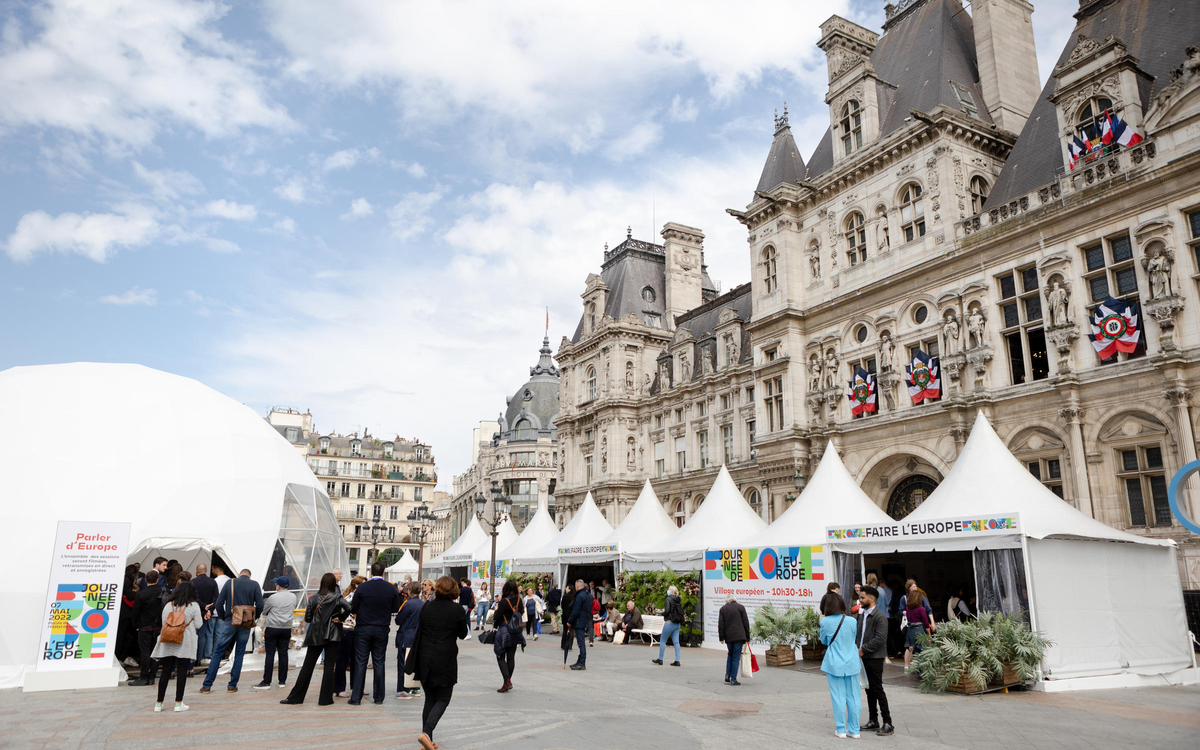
[1,633,1196,749]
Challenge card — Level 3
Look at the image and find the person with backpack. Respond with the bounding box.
[492,580,526,692]
[652,585,686,666]
[199,568,264,694]
[151,581,204,713]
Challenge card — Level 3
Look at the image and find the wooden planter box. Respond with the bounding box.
[800,643,825,661]
[944,672,990,695]
[992,662,1024,688]
[945,663,1024,695]
[764,645,796,667]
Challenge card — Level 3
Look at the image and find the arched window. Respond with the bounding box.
[672,499,685,527]
[586,302,597,333]
[899,184,925,242]
[969,176,990,214]
[746,488,761,517]
[845,212,866,266]
[762,245,778,294]
[586,366,597,401]
[514,419,534,441]
[840,100,862,156]
[1077,97,1113,143]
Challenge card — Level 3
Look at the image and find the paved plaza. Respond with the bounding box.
[2,635,1197,750]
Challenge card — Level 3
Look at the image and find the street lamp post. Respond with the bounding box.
[474,481,512,600]
[407,502,434,574]
[367,508,386,565]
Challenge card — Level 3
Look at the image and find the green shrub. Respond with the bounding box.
[749,603,807,649]
[911,611,1051,693]
[615,570,702,638]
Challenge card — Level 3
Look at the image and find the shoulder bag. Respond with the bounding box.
[160,605,190,644]
[231,577,257,628]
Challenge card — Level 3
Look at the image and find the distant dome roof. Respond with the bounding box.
[501,335,560,438]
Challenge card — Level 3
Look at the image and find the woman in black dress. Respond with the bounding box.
[409,576,469,750]
[492,579,527,693]
[280,572,350,706]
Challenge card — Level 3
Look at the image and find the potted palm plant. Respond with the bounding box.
[749,604,801,666]
[796,606,824,661]
[911,612,1050,694]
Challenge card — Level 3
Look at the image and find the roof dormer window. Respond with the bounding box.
[383,441,393,458]
[319,436,331,453]
[350,439,362,456]
[840,100,862,156]
[1077,97,1113,139]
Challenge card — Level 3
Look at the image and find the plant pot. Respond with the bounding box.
[944,672,990,695]
[764,645,796,667]
[992,662,1023,688]
[800,643,825,661]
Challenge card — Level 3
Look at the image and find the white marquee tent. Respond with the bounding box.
[827,413,1194,689]
[742,443,893,548]
[562,480,679,567]
[625,465,767,571]
[513,492,613,576]
[385,550,421,581]
[0,363,347,690]
[426,516,487,577]
[469,517,518,577]
[497,507,559,562]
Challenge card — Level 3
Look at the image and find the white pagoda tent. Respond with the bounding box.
[625,465,767,570]
[385,549,421,582]
[497,507,560,562]
[513,492,613,581]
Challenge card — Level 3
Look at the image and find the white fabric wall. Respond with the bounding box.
[1028,538,1192,680]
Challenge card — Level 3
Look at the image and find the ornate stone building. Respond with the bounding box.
[554,0,1200,583]
[450,335,561,541]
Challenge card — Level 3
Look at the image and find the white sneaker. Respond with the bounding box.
[124,657,140,668]
[835,732,847,739]
[464,633,472,640]
[533,634,539,641]
[848,734,861,739]
[278,683,287,689]
[154,703,163,713]
[174,703,189,713]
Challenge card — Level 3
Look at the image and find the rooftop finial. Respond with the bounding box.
[773,107,779,129]
[627,225,632,239]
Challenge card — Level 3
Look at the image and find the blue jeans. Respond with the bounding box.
[658,621,681,662]
[203,619,251,690]
[352,624,388,704]
[195,618,214,662]
[725,641,744,682]
[827,673,863,735]
[574,625,588,665]
[474,601,490,629]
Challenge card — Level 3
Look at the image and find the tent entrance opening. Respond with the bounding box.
[862,550,976,623]
[565,562,616,591]
[448,566,468,582]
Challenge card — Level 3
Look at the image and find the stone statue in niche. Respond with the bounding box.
[809,251,821,279]
[1142,244,1175,300]
[823,351,839,389]
[702,347,715,377]
[943,312,961,355]
[642,373,651,394]
[626,437,636,470]
[879,334,897,372]
[808,355,823,391]
[679,352,692,381]
[625,361,634,391]
[966,307,988,349]
[600,435,608,473]
[729,334,740,366]
[658,361,670,388]
[1045,280,1072,327]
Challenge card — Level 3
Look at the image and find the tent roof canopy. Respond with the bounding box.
[521,492,613,563]
[386,549,420,574]
[470,517,519,562]
[438,516,488,563]
[497,506,559,560]
[604,479,678,553]
[907,413,1170,546]
[630,465,766,562]
[743,443,893,548]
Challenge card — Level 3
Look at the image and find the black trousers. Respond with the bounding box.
[886,617,902,656]
[285,642,338,705]
[334,629,355,694]
[138,629,159,681]
[422,685,454,737]
[263,627,291,684]
[862,657,891,724]
[496,646,516,682]
[156,656,189,703]
[352,625,388,704]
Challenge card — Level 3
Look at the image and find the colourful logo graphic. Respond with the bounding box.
[471,559,510,579]
[704,547,824,582]
[43,583,118,661]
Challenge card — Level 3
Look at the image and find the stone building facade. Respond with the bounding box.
[266,408,438,577]
[553,0,1200,584]
[449,336,560,542]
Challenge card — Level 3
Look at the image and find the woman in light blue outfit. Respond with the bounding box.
[652,585,685,666]
[820,591,862,739]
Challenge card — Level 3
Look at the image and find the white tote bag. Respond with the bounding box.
[740,647,754,679]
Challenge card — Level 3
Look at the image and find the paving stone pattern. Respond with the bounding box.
[1,635,1196,749]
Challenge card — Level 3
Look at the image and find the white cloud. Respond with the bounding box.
[264,0,841,154]
[406,162,427,179]
[387,189,443,240]
[205,237,241,253]
[201,199,257,220]
[275,177,308,203]
[668,95,699,123]
[0,0,293,148]
[5,208,158,262]
[322,147,381,171]
[273,217,297,234]
[133,162,205,200]
[605,120,662,161]
[341,197,374,220]
[99,286,157,306]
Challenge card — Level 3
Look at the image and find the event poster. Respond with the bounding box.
[36,521,130,672]
[701,545,825,650]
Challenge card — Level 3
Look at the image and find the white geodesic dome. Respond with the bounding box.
[0,363,347,688]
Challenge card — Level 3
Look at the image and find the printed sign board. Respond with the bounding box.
[36,521,130,672]
[700,545,826,650]
[825,514,1020,543]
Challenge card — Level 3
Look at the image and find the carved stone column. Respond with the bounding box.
[941,353,966,392]
[1164,386,1199,521]
[1144,295,1186,352]
[1059,404,1093,518]
[1045,323,1080,375]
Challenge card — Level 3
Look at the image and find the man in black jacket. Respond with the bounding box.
[545,584,562,634]
[192,563,219,665]
[350,561,401,705]
[567,579,593,670]
[857,585,894,736]
[129,569,163,685]
[717,594,750,686]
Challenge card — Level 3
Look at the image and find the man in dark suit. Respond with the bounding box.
[129,569,163,685]
[568,579,593,670]
[857,585,894,736]
[350,561,401,705]
[192,563,219,665]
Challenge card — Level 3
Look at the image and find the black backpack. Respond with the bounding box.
[665,597,686,624]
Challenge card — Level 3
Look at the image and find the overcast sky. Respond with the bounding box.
[0,0,1079,489]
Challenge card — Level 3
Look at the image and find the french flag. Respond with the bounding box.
[1068,135,1087,169]
[1101,110,1143,148]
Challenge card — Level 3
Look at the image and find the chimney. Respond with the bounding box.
[660,222,705,328]
[970,0,1041,133]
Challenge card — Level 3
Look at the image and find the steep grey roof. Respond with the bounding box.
[757,115,806,192]
[571,235,667,342]
[987,0,1198,206]
[805,0,989,181]
[501,336,560,438]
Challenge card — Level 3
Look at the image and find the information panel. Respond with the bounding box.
[701,545,826,650]
[36,521,130,672]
